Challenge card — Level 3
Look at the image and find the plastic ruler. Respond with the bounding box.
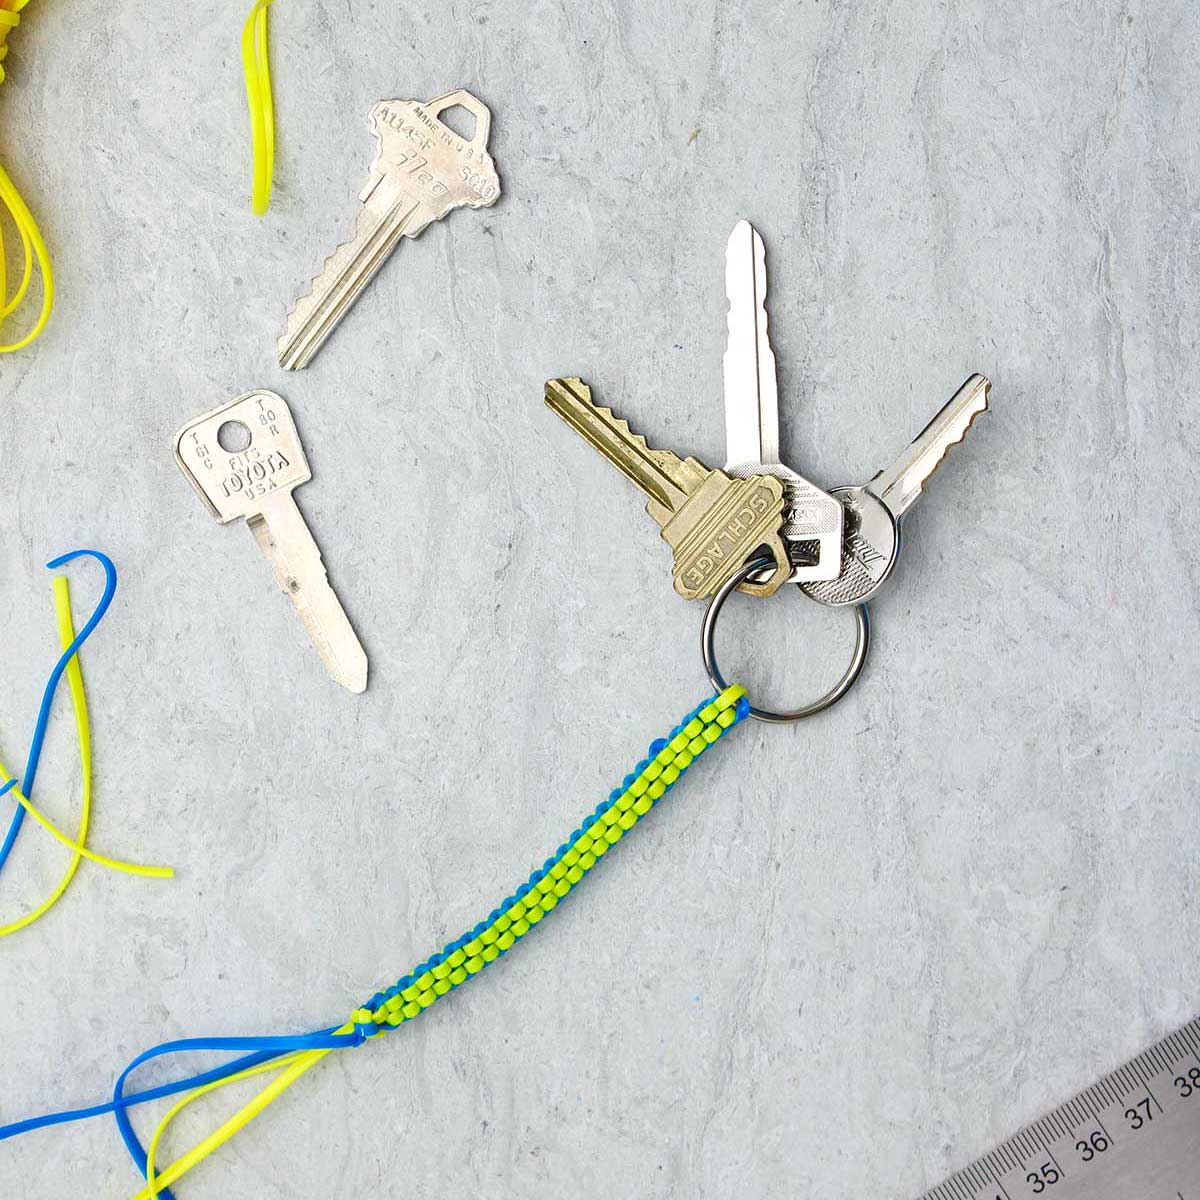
[918,1015,1200,1200]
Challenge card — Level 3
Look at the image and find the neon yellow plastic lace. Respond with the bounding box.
[242,0,276,215]
[144,1054,307,1199]
[0,0,53,352]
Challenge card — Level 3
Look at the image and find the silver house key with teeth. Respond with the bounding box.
[800,373,991,607]
[723,219,844,583]
[175,390,369,693]
[278,89,501,370]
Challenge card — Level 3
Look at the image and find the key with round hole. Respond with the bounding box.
[278,89,501,370]
[546,377,792,600]
[799,373,991,606]
[174,390,368,693]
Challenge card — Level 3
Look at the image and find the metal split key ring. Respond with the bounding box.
[702,555,870,723]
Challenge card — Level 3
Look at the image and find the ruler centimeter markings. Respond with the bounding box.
[917,1016,1200,1200]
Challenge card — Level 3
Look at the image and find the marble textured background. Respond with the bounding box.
[0,1,1197,1196]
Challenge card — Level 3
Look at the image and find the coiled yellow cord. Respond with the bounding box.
[0,0,54,352]
[241,0,276,215]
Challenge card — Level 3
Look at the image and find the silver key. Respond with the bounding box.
[175,390,369,693]
[278,89,501,370]
[722,219,844,583]
[800,374,990,607]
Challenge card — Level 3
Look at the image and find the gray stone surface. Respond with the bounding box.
[0,1,1197,1196]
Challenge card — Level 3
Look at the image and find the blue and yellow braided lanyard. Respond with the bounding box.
[0,684,751,1198]
[0,0,53,352]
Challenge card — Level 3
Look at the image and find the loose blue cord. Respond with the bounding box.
[0,549,118,877]
[0,1028,363,1200]
[0,1029,358,1146]
[109,1028,362,1197]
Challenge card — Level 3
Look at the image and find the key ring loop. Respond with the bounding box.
[702,555,871,723]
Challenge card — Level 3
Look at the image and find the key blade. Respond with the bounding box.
[545,378,698,519]
[278,185,425,370]
[871,374,990,519]
[720,220,843,583]
[251,493,369,694]
[722,219,780,470]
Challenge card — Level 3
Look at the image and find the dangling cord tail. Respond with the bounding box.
[143,1053,308,1199]
[0,685,750,1200]
[241,0,276,215]
[0,0,54,351]
[0,552,172,938]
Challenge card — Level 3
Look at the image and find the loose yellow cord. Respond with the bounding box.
[0,0,54,352]
[0,578,173,939]
[1,778,174,879]
[130,1037,344,1200]
[143,1053,307,1200]
[241,0,276,215]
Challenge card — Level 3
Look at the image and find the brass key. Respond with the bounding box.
[545,378,791,600]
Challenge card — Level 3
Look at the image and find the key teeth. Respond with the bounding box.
[546,378,663,457]
[286,250,336,317]
[594,405,656,455]
[924,376,990,484]
[279,193,424,370]
[278,235,357,370]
